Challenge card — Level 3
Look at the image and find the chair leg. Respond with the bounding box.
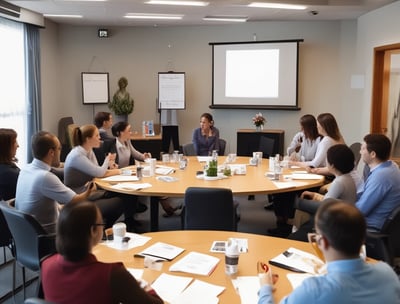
[11,258,16,303]
[22,266,26,300]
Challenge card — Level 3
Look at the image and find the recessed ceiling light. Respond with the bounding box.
[146,0,209,6]
[203,16,248,22]
[43,14,83,18]
[248,2,307,10]
[124,13,183,20]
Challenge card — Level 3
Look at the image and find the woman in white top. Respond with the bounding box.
[290,113,345,170]
[287,114,321,162]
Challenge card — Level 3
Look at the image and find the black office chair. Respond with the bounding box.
[0,201,56,300]
[218,138,227,156]
[0,209,13,264]
[365,205,400,266]
[258,136,275,158]
[183,187,237,231]
[182,143,196,156]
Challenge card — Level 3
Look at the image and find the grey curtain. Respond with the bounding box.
[24,24,42,162]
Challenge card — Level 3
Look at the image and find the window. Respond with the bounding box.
[0,17,27,166]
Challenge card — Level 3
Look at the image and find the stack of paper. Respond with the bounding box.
[155,165,175,175]
[170,251,220,276]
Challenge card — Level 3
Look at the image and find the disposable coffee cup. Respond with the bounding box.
[112,222,126,242]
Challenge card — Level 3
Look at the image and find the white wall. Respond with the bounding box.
[40,19,364,153]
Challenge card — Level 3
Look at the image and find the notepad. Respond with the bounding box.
[139,242,185,261]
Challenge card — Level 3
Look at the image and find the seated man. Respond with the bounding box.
[289,133,400,241]
[258,200,400,304]
[15,131,95,233]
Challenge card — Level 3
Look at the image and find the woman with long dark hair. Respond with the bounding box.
[0,128,20,200]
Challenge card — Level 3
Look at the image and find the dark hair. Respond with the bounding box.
[363,133,391,161]
[72,124,97,147]
[327,144,354,174]
[316,199,366,256]
[300,114,320,141]
[200,113,214,126]
[111,121,129,137]
[0,128,17,164]
[317,113,342,141]
[31,131,57,160]
[94,112,111,128]
[56,201,98,262]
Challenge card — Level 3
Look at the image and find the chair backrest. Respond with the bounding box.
[218,138,226,156]
[0,209,12,248]
[349,142,361,166]
[184,187,236,231]
[381,205,400,257]
[57,117,74,146]
[66,123,79,149]
[258,136,275,158]
[0,201,54,272]
[182,143,196,156]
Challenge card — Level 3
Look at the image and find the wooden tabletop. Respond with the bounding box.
[93,230,315,303]
[95,156,324,197]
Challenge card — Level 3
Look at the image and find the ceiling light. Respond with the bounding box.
[248,2,307,10]
[124,13,183,20]
[203,16,248,22]
[43,14,83,18]
[146,0,209,6]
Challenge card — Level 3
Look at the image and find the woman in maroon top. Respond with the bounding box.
[41,201,163,304]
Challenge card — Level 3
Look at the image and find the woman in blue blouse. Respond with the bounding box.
[192,113,220,156]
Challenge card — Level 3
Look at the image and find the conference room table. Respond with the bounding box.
[93,230,317,303]
[95,156,325,231]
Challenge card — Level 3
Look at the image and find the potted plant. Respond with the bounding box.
[108,77,134,121]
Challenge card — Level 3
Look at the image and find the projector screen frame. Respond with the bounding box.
[209,39,303,111]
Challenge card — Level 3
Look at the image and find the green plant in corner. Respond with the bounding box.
[109,76,134,115]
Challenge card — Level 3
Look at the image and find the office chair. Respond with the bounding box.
[218,138,227,156]
[182,143,196,156]
[349,142,362,166]
[258,136,275,158]
[0,201,56,300]
[24,298,54,304]
[58,117,74,162]
[365,205,400,266]
[0,209,13,264]
[183,187,237,231]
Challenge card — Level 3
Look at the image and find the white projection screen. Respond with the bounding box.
[210,40,302,110]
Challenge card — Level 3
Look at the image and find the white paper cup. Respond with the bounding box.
[112,222,126,241]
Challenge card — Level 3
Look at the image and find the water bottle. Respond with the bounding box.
[225,239,239,275]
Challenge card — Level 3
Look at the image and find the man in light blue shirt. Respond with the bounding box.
[258,200,400,304]
[356,133,400,230]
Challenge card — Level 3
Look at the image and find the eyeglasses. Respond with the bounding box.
[92,223,106,227]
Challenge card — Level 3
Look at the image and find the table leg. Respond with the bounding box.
[150,196,159,231]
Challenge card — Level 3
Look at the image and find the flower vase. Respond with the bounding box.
[256,124,264,132]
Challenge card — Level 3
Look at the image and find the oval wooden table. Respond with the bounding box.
[95,156,325,231]
[93,230,316,303]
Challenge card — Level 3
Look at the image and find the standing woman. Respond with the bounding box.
[287,114,321,161]
[42,201,162,304]
[0,128,20,200]
[192,113,220,156]
[290,113,345,170]
[64,124,128,229]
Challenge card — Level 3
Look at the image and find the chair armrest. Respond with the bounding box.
[38,234,56,258]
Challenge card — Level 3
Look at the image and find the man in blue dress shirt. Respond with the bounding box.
[258,200,400,304]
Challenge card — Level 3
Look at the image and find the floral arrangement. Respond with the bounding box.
[252,112,266,127]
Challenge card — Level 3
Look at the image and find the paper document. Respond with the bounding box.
[171,279,225,304]
[151,273,193,303]
[155,165,175,175]
[170,251,220,276]
[290,173,323,180]
[269,247,325,274]
[210,239,248,253]
[139,242,185,261]
[101,175,139,182]
[231,276,260,304]
[111,183,152,191]
[102,232,151,250]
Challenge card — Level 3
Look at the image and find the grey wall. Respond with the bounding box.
[39,2,400,154]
